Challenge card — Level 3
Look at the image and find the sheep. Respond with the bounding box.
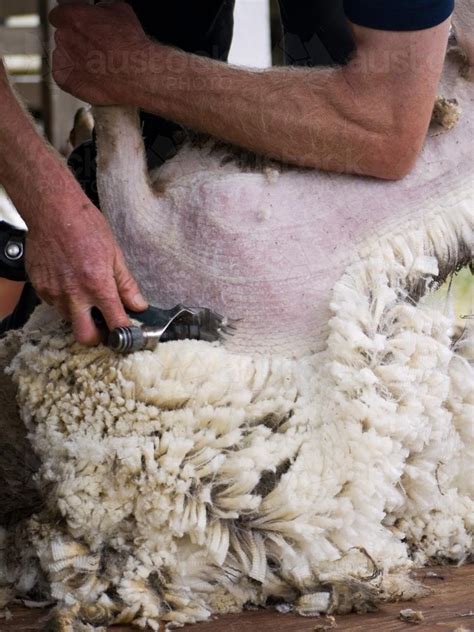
[0,19,472,632]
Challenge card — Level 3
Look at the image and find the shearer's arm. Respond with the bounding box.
[0,60,146,343]
[49,3,451,180]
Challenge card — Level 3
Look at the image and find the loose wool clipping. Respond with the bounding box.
[0,203,472,630]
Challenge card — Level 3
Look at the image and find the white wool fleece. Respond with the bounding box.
[3,204,472,629]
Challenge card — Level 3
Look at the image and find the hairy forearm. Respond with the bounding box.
[0,61,80,228]
[49,5,448,180]
[127,47,370,173]
[124,41,426,179]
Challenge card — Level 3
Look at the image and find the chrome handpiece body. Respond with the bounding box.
[107,304,235,354]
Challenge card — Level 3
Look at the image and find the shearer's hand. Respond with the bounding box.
[0,55,147,346]
[25,192,148,346]
[49,2,150,105]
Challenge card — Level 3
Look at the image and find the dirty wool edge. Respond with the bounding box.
[0,203,472,630]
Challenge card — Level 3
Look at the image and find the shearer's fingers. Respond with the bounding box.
[114,252,148,313]
[69,301,103,346]
[94,285,132,336]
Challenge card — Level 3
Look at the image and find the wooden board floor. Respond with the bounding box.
[1,565,473,632]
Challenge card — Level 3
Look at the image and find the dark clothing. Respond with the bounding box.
[127,0,455,70]
[344,0,455,31]
[0,221,26,282]
[0,222,38,334]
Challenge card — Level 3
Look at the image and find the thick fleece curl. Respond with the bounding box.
[0,204,471,630]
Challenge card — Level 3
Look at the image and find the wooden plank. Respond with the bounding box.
[0,0,38,20]
[2,565,473,632]
[0,27,42,55]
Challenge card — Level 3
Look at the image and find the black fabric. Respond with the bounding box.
[0,221,27,282]
[127,1,235,57]
[67,138,100,208]
[344,0,454,31]
[278,0,354,66]
[0,223,34,335]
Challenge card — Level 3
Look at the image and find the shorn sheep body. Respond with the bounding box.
[0,14,473,632]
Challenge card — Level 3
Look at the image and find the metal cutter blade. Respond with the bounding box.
[105,304,237,354]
